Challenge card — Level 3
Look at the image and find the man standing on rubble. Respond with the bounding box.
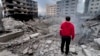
[60,16,75,55]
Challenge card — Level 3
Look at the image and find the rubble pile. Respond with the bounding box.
[0,18,58,56]
[2,17,24,31]
[81,45,100,56]
[79,20,100,45]
[0,17,100,56]
[78,20,100,56]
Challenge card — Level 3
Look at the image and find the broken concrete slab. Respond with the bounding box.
[0,50,18,56]
[94,38,100,46]
[33,44,39,50]
[0,30,24,42]
[28,48,33,55]
[70,47,76,53]
[82,49,92,56]
[81,44,92,56]
[23,47,29,54]
[2,18,24,30]
[23,33,40,42]
[46,40,53,44]
[23,37,30,42]
[30,33,40,39]
[81,45,87,49]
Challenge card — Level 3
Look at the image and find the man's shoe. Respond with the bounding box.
[65,53,72,56]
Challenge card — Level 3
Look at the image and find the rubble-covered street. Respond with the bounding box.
[0,17,100,56]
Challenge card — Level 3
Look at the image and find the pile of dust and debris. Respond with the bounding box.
[78,19,100,56]
[0,17,100,56]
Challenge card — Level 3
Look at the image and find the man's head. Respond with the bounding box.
[65,16,71,21]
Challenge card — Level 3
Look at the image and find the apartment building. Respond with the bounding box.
[1,0,38,20]
[46,4,57,17]
[57,1,63,17]
[57,0,78,17]
[84,0,89,14]
[88,0,100,16]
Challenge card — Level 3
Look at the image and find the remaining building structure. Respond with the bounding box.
[57,1,63,17]
[46,4,57,17]
[84,0,89,14]
[1,0,38,21]
[87,0,100,16]
[57,0,78,17]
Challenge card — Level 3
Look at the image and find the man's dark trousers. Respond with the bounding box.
[61,36,71,54]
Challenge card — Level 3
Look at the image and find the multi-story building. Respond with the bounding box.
[57,1,63,17]
[57,0,78,17]
[88,0,100,16]
[84,0,89,14]
[46,4,57,17]
[1,0,38,21]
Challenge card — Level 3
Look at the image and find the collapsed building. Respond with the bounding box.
[1,0,38,21]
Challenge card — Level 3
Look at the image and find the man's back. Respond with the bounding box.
[60,16,75,55]
[60,21,75,40]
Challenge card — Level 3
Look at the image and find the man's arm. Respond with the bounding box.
[60,23,63,36]
[71,24,75,40]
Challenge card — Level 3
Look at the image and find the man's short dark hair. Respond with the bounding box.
[66,16,70,21]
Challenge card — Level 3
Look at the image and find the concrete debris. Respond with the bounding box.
[94,38,100,46]
[46,40,53,44]
[0,17,100,56]
[23,47,29,54]
[48,25,60,33]
[30,33,40,38]
[0,50,18,56]
[81,45,87,49]
[28,48,33,55]
[2,18,24,30]
[23,47,33,55]
[23,33,40,42]
[33,44,39,49]
[0,30,24,42]
[23,37,30,42]
[82,49,92,56]
[78,20,100,45]
[70,47,76,53]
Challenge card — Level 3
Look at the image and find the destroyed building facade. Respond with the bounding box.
[82,0,100,17]
[87,0,100,16]
[56,0,78,17]
[1,0,38,21]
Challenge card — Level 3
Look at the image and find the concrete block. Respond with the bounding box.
[46,40,52,44]
[70,47,76,53]
[23,33,40,42]
[23,37,30,42]
[0,30,24,42]
[81,45,87,49]
[23,47,29,54]
[94,38,100,45]
[29,33,40,38]
[0,50,18,56]
[82,49,91,56]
